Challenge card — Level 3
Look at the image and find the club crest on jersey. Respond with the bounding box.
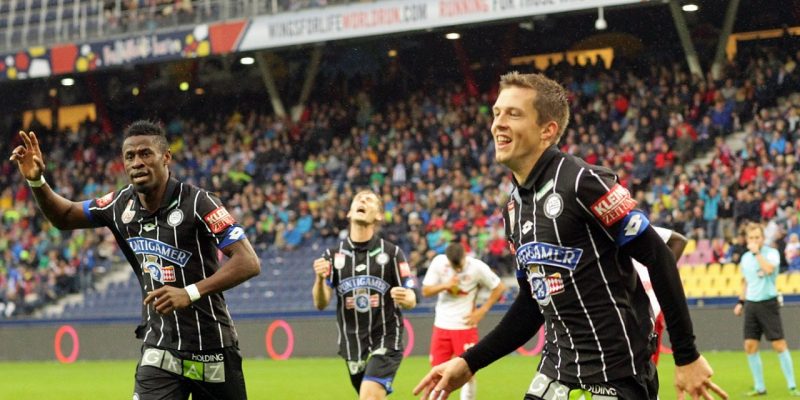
[127,237,192,267]
[354,289,371,313]
[528,272,564,306]
[516,242,583,271]
[376,252,389,266]
[122,199,136,224]
[543,193,563,219]
[142,255,175,283]
[96,192,114,207]
[334,253,346,269]
[167,209,183,227]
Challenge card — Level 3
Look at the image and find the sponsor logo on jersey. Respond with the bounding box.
[355,264,367,272]
[522,221,533,234]
[334,253,346,269]
[590,183,637,227]
[143,222,156,232]
[543,193,563,219]
[121,199,136,224]
[203,207,235,234]
[96,192,114,207]
[399,261,411,277]
[528,272,564,306]
[167,209,184,227]
[337,276,390,295]
[516,242,582,271]
[127,237,192,267]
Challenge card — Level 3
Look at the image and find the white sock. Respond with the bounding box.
[460,378,476,400]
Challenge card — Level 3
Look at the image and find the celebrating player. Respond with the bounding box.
[312,189,417,400]
[10,122,260,399]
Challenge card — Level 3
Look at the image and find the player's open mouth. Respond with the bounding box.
[495,135,511,147]
[132,173,149,182]
[356,207,366,214]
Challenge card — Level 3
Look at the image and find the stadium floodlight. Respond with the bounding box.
[387,49,398,58]
[240,56,255,65]
[60,77,75,86]
[179,82,189,91]
[594,7,607,30]
[132,87,140,96]
[445,32,461,40]
[682,3,699,12]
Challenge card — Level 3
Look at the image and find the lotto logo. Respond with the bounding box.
[203,207,235,234]
[590,184,636,227]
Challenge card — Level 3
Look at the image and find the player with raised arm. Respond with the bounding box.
[10,122,260,399]
[312,189,417,400]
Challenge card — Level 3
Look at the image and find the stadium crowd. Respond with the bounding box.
[1,42,800,318]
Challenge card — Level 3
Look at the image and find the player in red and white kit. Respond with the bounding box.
[421,243,506,400]
[632,226,688,365]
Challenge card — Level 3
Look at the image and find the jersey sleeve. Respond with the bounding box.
[195,190,246,250]
[393,247,415,289]
[322,248,335,288]
[474,259,502,290]
[653,226,673,243]
[575,167,650,247]
[81,190,121,228]
[421,255,445,286]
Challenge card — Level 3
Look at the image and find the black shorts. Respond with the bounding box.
[744,298,784,341]
[133,344,247,400]
[524,361,659,400]
[345,349,403,395]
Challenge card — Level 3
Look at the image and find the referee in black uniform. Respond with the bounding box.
[414,73,728,399]
[312,189,417,399]
[10,121,260,400]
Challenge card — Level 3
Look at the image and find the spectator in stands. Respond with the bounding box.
[734,222,800,397]
[786,233,800,273]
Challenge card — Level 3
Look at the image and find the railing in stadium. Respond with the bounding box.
[0,0,386,53]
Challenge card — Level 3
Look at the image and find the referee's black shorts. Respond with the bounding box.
[133,344,247,400]
[744,298,784,341]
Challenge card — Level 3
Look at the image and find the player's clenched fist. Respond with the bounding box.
[313,258,331,279]
[391,287,416,309]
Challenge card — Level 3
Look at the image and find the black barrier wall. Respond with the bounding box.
[2,307,799,362]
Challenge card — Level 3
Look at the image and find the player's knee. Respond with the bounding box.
[359,380,388,400]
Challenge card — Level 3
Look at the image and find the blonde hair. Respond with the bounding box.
[744,222,763,235]
[499,71,570,143]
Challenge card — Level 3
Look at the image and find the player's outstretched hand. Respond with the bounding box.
[312,258,330,279]
[144,285,193,315]
[413,357,473,399]
[9,131,45,181]
[675,355,728,400]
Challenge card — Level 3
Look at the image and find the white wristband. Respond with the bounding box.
[27,175,46,188]
[185,284,201,302]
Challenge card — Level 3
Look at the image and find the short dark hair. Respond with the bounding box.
[445,242,465,267]
[499,71,570,143]
[124,120,168,152]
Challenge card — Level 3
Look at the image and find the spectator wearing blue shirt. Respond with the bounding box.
[733,222,799,397]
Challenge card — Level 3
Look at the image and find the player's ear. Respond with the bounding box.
[541,121,558,145]
[163,150,172,166]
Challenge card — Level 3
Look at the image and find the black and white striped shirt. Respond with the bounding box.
[504,145,653,384]
[82,176,245,351]
[322,236,414,361]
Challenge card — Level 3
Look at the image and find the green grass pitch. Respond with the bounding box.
[2,352,799,399]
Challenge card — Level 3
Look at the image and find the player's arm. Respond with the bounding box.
[390,249,417,309]
[666,231,688,259]
[466,263,506,326]
[145,232,260,314]
[751,248,778,275]
[312,255,333,310]
[460,273,543,374]
[421,256,457,297]
[9,131,93,230]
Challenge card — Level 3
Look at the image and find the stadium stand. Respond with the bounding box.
[2,4,800,320]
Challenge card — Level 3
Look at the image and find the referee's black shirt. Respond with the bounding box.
[504,145,654,384]
[82,176,245,351]
[322,236,415,362]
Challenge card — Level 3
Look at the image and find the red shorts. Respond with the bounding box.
[430,326,479,366]
[652,312,665,365]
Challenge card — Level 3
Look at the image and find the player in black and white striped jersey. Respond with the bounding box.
[312,189,417,399]
[10,121,260,399]
[414,73,728,400]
